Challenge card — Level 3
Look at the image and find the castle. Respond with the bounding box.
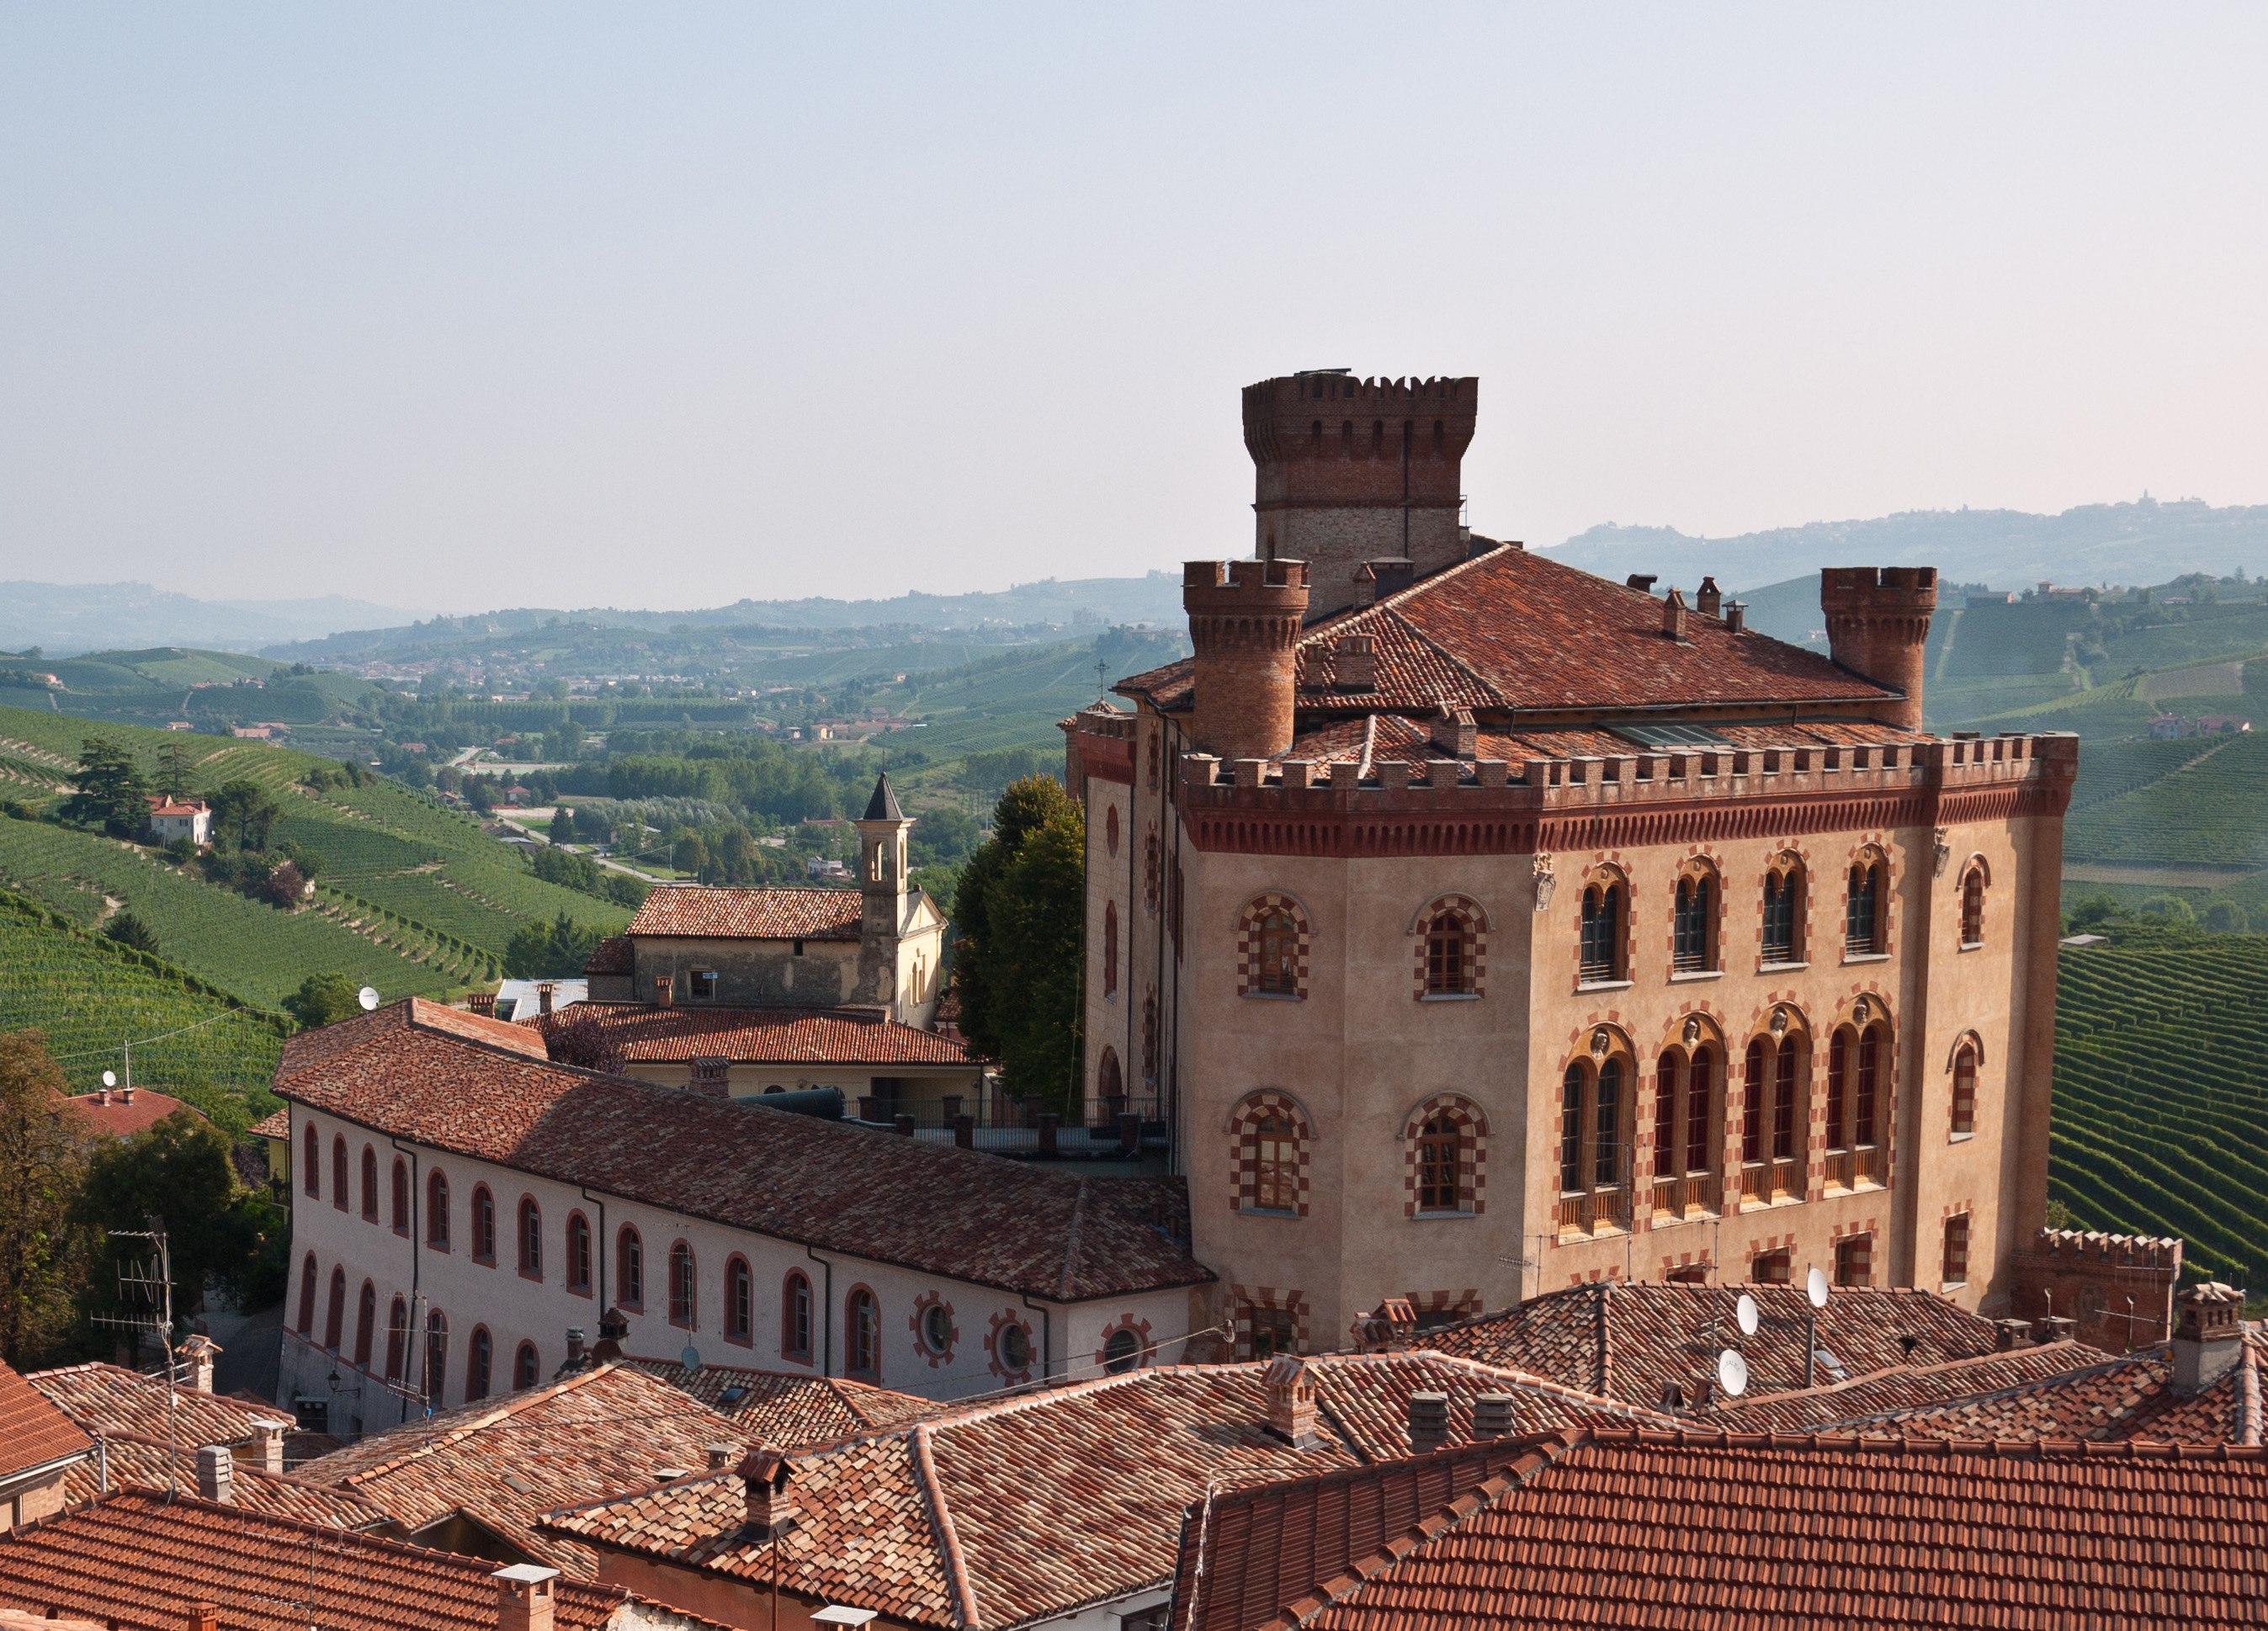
[1068,369,2074,1358]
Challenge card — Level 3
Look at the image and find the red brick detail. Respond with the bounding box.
[907,1289,956,1371]
[1235,892,1312,1000]
[1092,1313,1155,1373]
[1412,894,1489,998]
[1226,1284,1312,1360]
[985,1308,1037,1385]
[1401,1094,1490,1219]
[1229,1092,1312,1218]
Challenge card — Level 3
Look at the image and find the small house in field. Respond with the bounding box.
[144,796,211,847]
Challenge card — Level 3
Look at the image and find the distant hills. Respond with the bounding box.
[0,582,429,656]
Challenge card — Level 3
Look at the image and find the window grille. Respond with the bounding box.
[1417,1117,1460,1210]
[1961,869,1984,944]
[1943,1214,1971,1284]
[1952,1044,1977,1136]
[1673,876,1712,972]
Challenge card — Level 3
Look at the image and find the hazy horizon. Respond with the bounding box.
[4,6,2265,610]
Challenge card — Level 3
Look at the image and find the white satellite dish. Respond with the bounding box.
[358,986,380,1012]
[1717,1347,1749,1397]
[1806,1266,1831,1310]
[101,1071,116,1088]
[1734,1293,1760,1337]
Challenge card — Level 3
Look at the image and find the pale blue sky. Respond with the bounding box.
[2,5,2263,610]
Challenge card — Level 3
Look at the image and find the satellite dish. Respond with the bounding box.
[101,1071,116,1088]
[358,986,380,1012]
[1734,1293,1760,1337]
[1717,1348,1749,1397]
[1806,1266,1831,1310]
[680,1346,701,1373]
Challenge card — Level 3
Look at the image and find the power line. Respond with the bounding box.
[43,1005,266,1063]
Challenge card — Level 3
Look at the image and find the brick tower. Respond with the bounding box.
[1183,558,1310,762]
[1242,372,1479,617]
[853,771,913,1010]
[1820,566,1938,731]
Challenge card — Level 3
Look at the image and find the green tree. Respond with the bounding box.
[284,971,364,1031]
[157,740,194,800]
[2203,900,2251,934]
[76,1113,274,1331]
[503,911,602,980]
[550,809,578,845]
[61,737,149,836]
[2138,894,2196,925]
[104,911,159,954]
[209,778,281,851]
[953,776,1084,1104]
[0,1031,86,1366]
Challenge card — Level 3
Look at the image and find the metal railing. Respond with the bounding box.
[1649,1171,1721,1220]
[1824,1145,1885,1193]
[851,1095,1169,1157]
[1556,1185,1633,1235]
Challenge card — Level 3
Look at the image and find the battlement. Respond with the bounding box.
[1183,557,1311,596]
[2026,1229,2184,1270]
[2011,1227,2185,1353]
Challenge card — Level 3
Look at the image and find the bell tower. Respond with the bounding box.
[853,772,915,1012]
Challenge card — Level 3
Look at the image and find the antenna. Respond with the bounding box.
[358,986,380,1012]
[90,1219,177,1495]
[1805,1266,1831,1310]
[1716,1347,1748,1397]
[1734,1293,1760,1338]
[1803,1266,1831,1386]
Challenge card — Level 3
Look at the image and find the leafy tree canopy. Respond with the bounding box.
[284,971,365,1031]
[104,911,159,954]
[209,779,281,852]
[75,1112,279,1336]
[60,737,148,836]
[503,911,603,980]
[953,775,1084,1106]
[0,1031,86,1367]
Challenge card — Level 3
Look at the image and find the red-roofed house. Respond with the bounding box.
[141,795,210,846]
[0,1358,91,1533]
[53,1085,199,1140]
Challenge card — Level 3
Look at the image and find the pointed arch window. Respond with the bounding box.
[1952,1042,1978,1137]
[360,1146,378,1221]
[668,1241,696,1327]
[847,1289,880,1379]
[1672,872,1714,973]
[1762,858,1804,964]
[726,1256,753,1344]
[1558,1053,1631,1233]
[1960,866,1986,946]
[567,1214,592,1294]
[618,1225,643,1310]
[353,1281,375,1368]
[467,1326,492,1400]
[783,1272,813,1363]
[390,1158,409,1235]
[331,1137,348,1211]
[423,1310,449,1400]
[1824,1021,1887,1191]
[1580,882,1623,982]
[1651,1047,1721,1219]
[515,1341,540,1390]
[1846,853,1886,955]
[426,1171,449,1249]
[470,1185,497,1264]
[323,1267,347,1352]
[385,1297,407,1382]
[303,1124,319,1198]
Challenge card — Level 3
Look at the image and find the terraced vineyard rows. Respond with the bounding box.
[2064,732,2268,869]
[2066,737,2223,814]
[2050,936,2268,1280]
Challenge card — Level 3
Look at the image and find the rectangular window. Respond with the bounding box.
[1417,1120,1459,1211]
[1752,1250,1790,1285]
[1672,878,1710,972]
[1653,1059,1678,1179]
[690,970,718,1001]
[1762,874,1794,962]
[1835,1234,1872,1288]
[1593,1061,1621,1188]
[1247,1305,1295,1361]
[1942,1214,1970,1285]
[1771,1048,1798,1162]
[1846,866,1878,955]
[1685,1053,1713,1174]
[1855,1031,1878,1145]
[1560,1069,1584,1193]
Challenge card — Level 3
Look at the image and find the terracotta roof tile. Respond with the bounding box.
[27,1363,281,1456]
[0,1489,649,1631]
[1171,1428,2268,1631]
[52,1090,199,1139]
[582,935,634,975]
[625,1357,945,1447]
[247,1106,290,1140]
[0,1357,92,1483]
[57,1435,389,1529]
[276,1003,1205,1300]
[628,888,863,941]
[530,1003,975,1066]
[544,1355,1672,1630]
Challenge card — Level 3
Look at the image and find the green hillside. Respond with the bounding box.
[0,645,391,734]
[2064,732,2268,871]
[2050,932,2268,1283]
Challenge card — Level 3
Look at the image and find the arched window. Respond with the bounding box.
[1580,882,1623,982]
[1427,912,1469,993]
[390,1158,410,1235]
[783,1272,813,1362]
[1952,1043,1978,1136]
[1741,1040,1767,1166]
[1231,1094,1310,1216]
[470,1186,497,1263]
[353,1281,375,1368]
[385,1296,407,1382]
[1402,1097,1488,1219]
[514,1341,539,1390]
[1102,1327,1141,1374]
[426,1171,449,1249]
[322,1267,346,1350]
[304,1124,319,1198]
[567,1214,592,1294]
[1653,1053,1680,1180]
[1558,1051,1631,1232]
[424,1311,449,1400]
[467,1326,491,1400]
[1103,901,1118,997]
[1762,857,1803,964]
[1740,1022,1809,1204]
[1960,866,1985,946]
[1672,871,1714,973]
[847,1289,880,1379]
[1098,1048,1123,1110]
[1824,1023,1886,1189]
[668,1241,696,1327]
[1255,1115,1298,1212]
[1686,1046,1716,1179]
[1256,911,1299,994]
[1240,895,1311,999]
[360,1146,378,1221]
[296,1252,317,1334]
[1417,1117,1458,1211]
[726,1256,753,1343]
[1106,804,1119,858]
[518,1198,541,1277]
[332,1137,348,1211]
[1846,853,1886,955]
[618,1226,643,1310]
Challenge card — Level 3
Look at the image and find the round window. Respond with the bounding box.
[999,1321,1031,1371]
[922,1303,953,1354]
[1102,1327,1140,1374]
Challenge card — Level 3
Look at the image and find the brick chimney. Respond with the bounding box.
[249,1416,289,1474]
[1820,566,1937,730]
[98,1085,111,1108]
[1724,601,1747,634]
[2171,1282,2245,1395]
[1184,558,1311,762]
[1660,587,1688,640]
[1261,1355,1321,1448]
[1427,705,1477,760]
[740,1446,798,1539]
[1697,576,1723,618]
[537,981,555,1016]
[1356,558,1415,606]
[191,1605,219,1631]
[706,1442,736,1472]
[491,1564,560,1631]
[178,1333,220,1393]
[592,1306,630,1362]
[653,975,673,1007]
[1334,635,1376,693]
[1992,1320,2032,1353]
[195,1444,232,1504]
[1471,1394,1515,1439]
[1406,1391,1448,1454]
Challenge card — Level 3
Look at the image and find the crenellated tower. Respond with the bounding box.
[1243,372,1479,617]
[1183,557,1309,762]
[1821,566,1938,731]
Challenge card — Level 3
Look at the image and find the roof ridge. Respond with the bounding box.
[1776,1352,2165,1429]
[1722,1341,2129,1408]
[1584,1425,2268,1459]
[328,1363,625,1484]
[909,1421,983,1630]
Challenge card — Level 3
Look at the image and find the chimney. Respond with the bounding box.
[2032,1315,2077,1346]
[1724,601,1747,634]
[1472,1394,1516,1440]
[1262,1355,1321,1448]
[592,1306,629,1362]
[1660,587,1688,640]
[740,1446,799,1538]
[122,1082,135,1104]
[1625,574,1658,592]
[2171,1282,2245,1396]
[1992,1320,2032,1353]
[654,975,673,1007]
[654,1466,689,1484]
[179,1334,220,1393]
[1429,705,1477,760]
[707,1442,736,1472]
[1407,1391,1448,1453]
[99,1085,111,1107]
[564,1327,585,1367]
[492,1564,560,1631]
[195,1444,233,1504]
[192,1605,219,1631]
[1357,559,1416,606]
[1182,558,1311,762]
[1697,576,1723,617]
[249,1416,289,1474]
[1334,634,1376,693]
[537,981,555,1016]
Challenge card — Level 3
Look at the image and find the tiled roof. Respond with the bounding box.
[247,1106,289,1140]
[0,1490,645,1631]
[0,1357,91,1482]
[582,935,633,975]
[1170,1427,2268,1631]
[625,1357,945,1447]
[292,1363,743,1577]
[275,996,548,1086]
[53,1089,199,1139]
[275,1001,1205,1300]
[1118,546,1893,718]
[1425,1282,2000,1409]
[627,887,863,941]
[530,1003,975,1066]
[27,1363,283,1453]
[543,1354,1673,1631]
[57,1434,390,1529]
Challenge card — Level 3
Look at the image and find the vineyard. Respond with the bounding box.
[0,890,286,1128]
[2050,932,2268,1282]
[2063,731,2268,869]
